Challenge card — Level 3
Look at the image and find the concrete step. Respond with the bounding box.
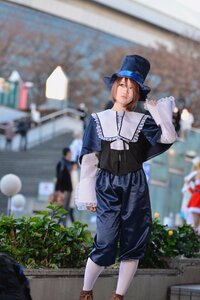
[0,131,74,214]
[170,284,200,300]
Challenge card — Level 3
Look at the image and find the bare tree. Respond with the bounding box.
[1,15,200,125]
[0,17,103,110]
[100,38,200,126]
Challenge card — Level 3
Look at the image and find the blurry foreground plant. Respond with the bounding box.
[0,205,92,268]
[140,217,200,268]
[0,207,199,269]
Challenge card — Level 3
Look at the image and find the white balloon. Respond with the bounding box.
[11,194,26,208]
[0,174,22,196]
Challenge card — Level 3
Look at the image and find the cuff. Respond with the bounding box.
[75,177,97,210]
[144,96,175,125]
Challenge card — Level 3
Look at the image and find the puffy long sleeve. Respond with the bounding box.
[144,96,177,144]
[75,115,101,210]
[75,153,99,210]
[79,115,101,161]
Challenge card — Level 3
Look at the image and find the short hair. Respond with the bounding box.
[111,77,140,111]
[62,147,71,156]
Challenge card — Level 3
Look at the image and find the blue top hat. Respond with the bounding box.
[104,55,151,101]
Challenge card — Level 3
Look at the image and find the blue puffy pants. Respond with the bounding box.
[89,169,152,266]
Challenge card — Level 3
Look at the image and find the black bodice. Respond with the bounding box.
[98,133,151,176]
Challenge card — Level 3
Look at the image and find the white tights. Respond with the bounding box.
[83,258,104,291]
[116,259,139,295]
[83,258,139,296]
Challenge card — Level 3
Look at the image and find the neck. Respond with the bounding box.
[112,103,127,112]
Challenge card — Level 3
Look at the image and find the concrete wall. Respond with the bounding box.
[25,258,200,300]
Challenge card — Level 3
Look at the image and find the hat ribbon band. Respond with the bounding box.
[117,70,144,84]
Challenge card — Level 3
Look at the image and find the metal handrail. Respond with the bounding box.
[39,107,84,123]
[0,124,5,130]
[0,107,84,133]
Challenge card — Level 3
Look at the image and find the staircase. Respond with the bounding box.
[0,131,73,214]
[169,284,200,300]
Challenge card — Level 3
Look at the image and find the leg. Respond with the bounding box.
[83,258,104,291]
[115,260,138,296]
[192,213,200,235]
[19,136,23,150]
[62,191,71,226]
[69,208,75,222]
[119,171,152,262]
[80,258,104,300]
[192,212,200,228]
[89,170,122,266]
[24,134,28,151]
[115,171,151,298]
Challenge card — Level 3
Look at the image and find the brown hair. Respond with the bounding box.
[111,78,140,111]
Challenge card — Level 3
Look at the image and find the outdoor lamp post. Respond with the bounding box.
[0,174,22,216]
[45,66,69,109]
[11,194,26,216]
[8,70,21,108]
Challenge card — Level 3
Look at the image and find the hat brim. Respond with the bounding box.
[104,72,151,101]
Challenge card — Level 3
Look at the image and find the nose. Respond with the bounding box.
[125,87,130,94]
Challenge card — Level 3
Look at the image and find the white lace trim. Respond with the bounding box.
[75,202,97,211]
[132,115,148,142]
[92,112,116,141]
[144,96,175,111]
[92,111,148,143]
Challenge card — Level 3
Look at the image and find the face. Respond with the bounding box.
[113,78,139,111]
[65,150,72,160]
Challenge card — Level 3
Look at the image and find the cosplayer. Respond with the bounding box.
[76,55,177,300]
[186,156,200,236]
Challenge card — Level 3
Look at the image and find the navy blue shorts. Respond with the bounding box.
[89,168,152,266]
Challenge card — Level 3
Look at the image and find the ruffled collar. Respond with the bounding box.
[92,109,148,142]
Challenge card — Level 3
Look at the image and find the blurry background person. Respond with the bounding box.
[172,106,181,136]
[78,102,88,130]
[55,147,74,226]
[48,191,66,226]
[69,162,79,224]
[180,107,194,139]
[49,191,64,207]
[181,171,196,225]
[69,131,83,163]
[186,156,200,236]
[17,118,29,151]
[4,121,15,150]
[30,103,41,127]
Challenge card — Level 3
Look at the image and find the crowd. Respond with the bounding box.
[4,117,30,151]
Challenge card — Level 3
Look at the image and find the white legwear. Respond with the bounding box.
[116,260,139,296]
[83,258,104,291]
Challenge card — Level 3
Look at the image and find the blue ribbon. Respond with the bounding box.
[117,71,143,84]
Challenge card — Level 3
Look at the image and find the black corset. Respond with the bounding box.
[98,139,145,176]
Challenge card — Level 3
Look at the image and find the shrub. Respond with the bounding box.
[140,216,200,268]
[0,207,199,269]
[0,205,93,268]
